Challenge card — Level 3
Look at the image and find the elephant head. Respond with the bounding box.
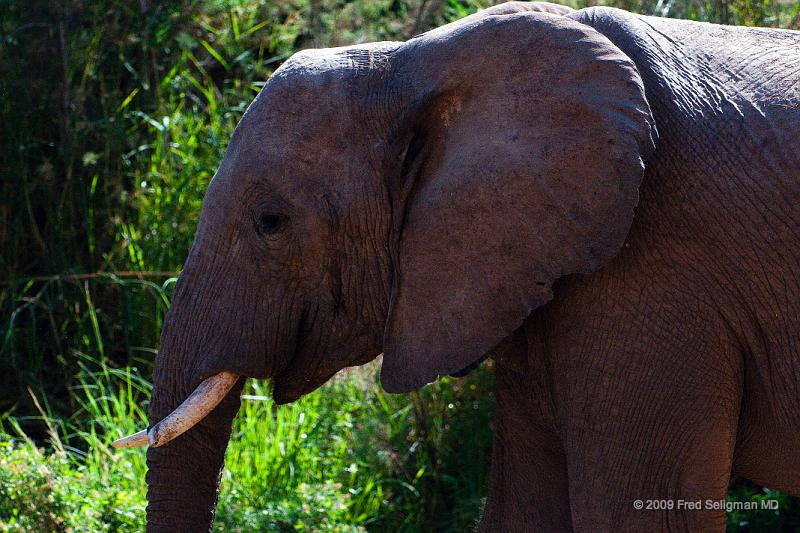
[116,7,655,531]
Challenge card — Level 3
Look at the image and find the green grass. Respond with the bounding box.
[0,357,494,531]
[2,0,800,531]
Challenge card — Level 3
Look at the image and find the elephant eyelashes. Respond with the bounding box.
[257,213,285,236]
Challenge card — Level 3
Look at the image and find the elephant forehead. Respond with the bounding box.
[237,40,399,140]
[222,120,377,204]
[210,135,371,216]
[210,44,398,207]
[272,41,398,83]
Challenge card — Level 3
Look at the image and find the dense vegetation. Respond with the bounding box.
[1,0,799,530]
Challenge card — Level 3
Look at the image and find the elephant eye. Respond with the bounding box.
[257,213,285,236]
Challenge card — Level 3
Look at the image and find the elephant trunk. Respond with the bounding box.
[119,213,278,529]
[138,263,249,532]
[145,369,243,532]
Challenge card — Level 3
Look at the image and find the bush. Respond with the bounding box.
[0,440,143,532]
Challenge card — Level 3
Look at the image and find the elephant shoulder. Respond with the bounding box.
[571,7,800,122]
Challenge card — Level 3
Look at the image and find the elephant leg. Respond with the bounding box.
[480,328,572,532]
[549,277,743,532]
[480,419,571,532]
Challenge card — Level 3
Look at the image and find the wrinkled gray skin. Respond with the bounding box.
[145,2,800,531]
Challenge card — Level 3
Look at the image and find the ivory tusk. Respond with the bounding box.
[112,371,239,449]
[112,429,149,448]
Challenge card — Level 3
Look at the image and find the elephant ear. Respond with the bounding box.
[380,12,656,392]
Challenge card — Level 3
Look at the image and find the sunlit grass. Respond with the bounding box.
[0,355,494,531]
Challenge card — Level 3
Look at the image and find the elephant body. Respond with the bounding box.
[482,8,800,532]
[135,3,800,531]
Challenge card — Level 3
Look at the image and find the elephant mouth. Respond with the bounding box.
[271,331,380,404]
[270,339,343,404]
[267,308,323,403]
[271,368,338,404]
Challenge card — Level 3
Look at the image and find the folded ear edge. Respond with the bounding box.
[378,10,655,394]
[380,287,556,393]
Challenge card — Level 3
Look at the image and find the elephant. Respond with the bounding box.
[114,2,800,531]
